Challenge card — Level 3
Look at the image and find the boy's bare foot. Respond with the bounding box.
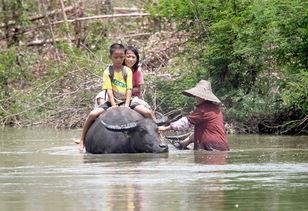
[79,142,84,152]
[73,139,80,144]
[73,139,85,152]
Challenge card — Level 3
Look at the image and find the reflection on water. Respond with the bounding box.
[0,128,308,210]
[194,151,228,165]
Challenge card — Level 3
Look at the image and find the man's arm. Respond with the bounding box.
[159,117,193,131]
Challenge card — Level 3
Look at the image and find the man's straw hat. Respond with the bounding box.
[183,80,221,104]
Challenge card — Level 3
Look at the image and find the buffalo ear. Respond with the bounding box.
[100,119,138,131]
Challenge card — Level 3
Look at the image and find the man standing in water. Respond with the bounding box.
[159,80,229,151]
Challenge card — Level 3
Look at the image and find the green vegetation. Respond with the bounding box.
[0,41,111,127]
[147,0,307,134]
[0,0,306,134]
[0,0,138,128]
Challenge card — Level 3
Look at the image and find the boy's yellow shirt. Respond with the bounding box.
[102,65,132,103]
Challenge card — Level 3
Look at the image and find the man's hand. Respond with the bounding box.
[158,125,170,132]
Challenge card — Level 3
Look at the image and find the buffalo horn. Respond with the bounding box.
[100,119,138,130]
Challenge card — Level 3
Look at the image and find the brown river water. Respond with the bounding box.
[0,128,308,210]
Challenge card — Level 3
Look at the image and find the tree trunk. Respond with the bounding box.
[74,0,84,48]
[59,0,72,47]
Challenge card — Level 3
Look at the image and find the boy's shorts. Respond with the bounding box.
[94,90,108,108]
[97,101,112,110]
[95,91,151,110]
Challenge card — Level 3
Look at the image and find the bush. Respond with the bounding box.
[282,70,308,116]
[147,0,307,133]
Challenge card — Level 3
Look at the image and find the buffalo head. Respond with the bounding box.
[101,118,168,153]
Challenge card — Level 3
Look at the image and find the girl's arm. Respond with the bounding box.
[133,85,143,99]
[133,67,144,98]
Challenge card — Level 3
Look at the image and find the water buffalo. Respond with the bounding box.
[85,107,168,154]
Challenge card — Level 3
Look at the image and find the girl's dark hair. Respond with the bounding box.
[124,46,140,72]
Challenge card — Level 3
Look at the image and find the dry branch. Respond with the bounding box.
[113,7,145,13]
[115,32,151,39]
[53,13,150,24]
[0,5,77,28]
[30,5,76,21]
[0,13,151,41]
[26,37,76,46]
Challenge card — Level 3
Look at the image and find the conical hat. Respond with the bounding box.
[183,80,221,104]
